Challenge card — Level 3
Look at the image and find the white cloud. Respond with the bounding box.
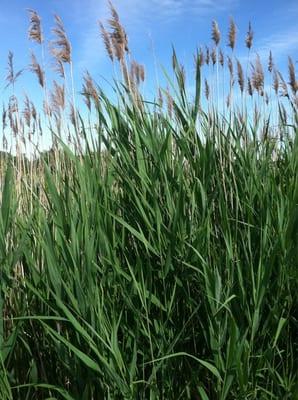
[252,29,298,65]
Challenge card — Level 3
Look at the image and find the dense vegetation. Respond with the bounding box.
[0,4,297,399]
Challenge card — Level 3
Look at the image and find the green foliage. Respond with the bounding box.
[0,73,297,400]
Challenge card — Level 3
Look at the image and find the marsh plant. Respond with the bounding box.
[0,3,297,399]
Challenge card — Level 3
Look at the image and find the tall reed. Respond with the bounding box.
[0,4,297,400]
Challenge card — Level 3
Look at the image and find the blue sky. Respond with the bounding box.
[1,0,298,94]
[1,0,298,151]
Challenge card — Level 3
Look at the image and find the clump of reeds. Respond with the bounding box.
[0,5,297,400]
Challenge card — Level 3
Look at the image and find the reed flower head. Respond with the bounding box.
[273,68,279,95]
[107,1,129,62]
[51,15,71,64]
[99,22,114,61]
[268,51,274,73]
[204,79,210,100]
[197,47,205,66]
[82,71,99,110]
[228,18,236,50]
[28,9,43,44]
[237,59,244,93]
[247,77,253,96]
[245,21,253,49]
[211,48,217,66]
[251,55,264,95]
[205,46,210,65]
[29,52,45,88]
[51,81,65,114]
[288,56,298,95]
[23,95,31,127]
[211,20,221,46]
[5,51,23,89]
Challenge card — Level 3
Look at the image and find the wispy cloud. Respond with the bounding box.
[108,0,237,25]
[255,29,298,64]
[236,28,298,76]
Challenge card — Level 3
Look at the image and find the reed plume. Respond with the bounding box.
[165,87,173,117]
[237,59,244,93]
[130,60,145,85]
[204,79,210,100]
[82,71,99,110]
[23,95,31,128]
[5,51,23,89]
[31,101,37,123]
[211,20,221,46]
[211,48,217,65]
[205,46,210,65]
[245,22,253,49]
[53,59,65,79]
[29,52,45,88]
[107,1,129,62]
[43,100,52,117]
[2,105,8,150]
[251,55,264,95]
[51,81,65,114]
[99,22,114,61]
[228,18,236,50]
[51,15,71,64]
[197,48,205,66]
[268,51,274,73]
[2,105,7,131]
[288,56,298,95]
[273,69,279,95]
[8,95,19,137]
[27,9,43,44]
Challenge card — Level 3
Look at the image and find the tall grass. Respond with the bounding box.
[0,3,298,399]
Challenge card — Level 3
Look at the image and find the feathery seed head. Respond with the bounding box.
[107,2,129,62]
[205,46,210,65]
[204,79,210,100]
[228,18,236,50]
[288,56,298,95]
[29,52,45,88]
[211,48,217,66]
[268,51,274,73]
[251,55,264,95]
[99,22,114,61]
[51,15,71,64]
[273,68,279,95]
[28,9,43,44]
[237,59,244,93]
[245,21,253,49]
[211,20,221,46]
